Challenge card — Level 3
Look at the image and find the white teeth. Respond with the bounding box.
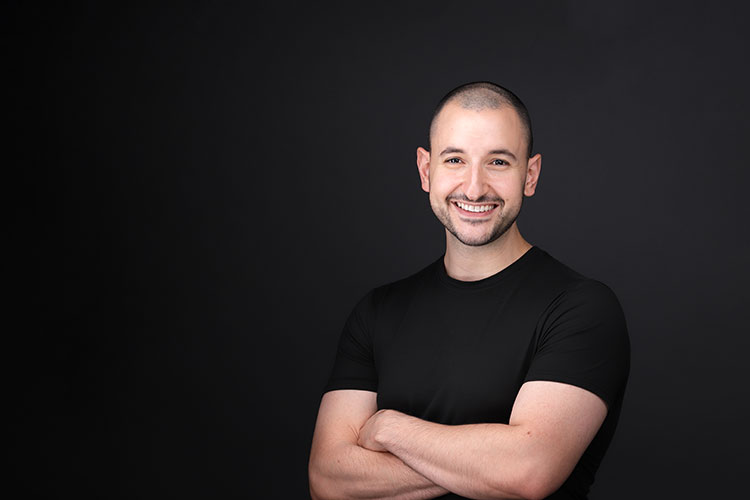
[456,201,494,213]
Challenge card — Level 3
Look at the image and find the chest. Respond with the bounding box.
[374,287,543,424]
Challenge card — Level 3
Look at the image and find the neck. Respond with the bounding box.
[443,223,532,282]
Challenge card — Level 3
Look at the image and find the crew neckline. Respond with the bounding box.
[435,246,541,291]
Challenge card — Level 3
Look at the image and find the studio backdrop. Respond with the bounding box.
[17,2,749,498]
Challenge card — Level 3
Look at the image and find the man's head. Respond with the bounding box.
[428,82,534,159]
[417,82,541,247]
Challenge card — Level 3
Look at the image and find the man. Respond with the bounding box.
[309,82,630,500]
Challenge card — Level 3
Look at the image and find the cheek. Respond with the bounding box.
[428,176,455,197]
[489,176,525,201]
[428,189,446,209]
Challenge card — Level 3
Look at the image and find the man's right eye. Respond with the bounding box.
[447,158,462,164]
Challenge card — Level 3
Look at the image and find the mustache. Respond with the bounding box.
[447,194,504,204]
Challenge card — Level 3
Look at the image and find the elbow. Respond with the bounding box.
[509,461,568,500]
[309,483,326,500]
[514,485,555,500]
[308,459,344,500]
[308,472,328,500]
[483,456,567,500]
[308,475,323,500]
[308,462,330,500]
[309,478,347,500]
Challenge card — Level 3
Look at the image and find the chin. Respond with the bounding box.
[452,233,500,247]
[450,216,517,247]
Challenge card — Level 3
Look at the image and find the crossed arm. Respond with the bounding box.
[308,381,607,500]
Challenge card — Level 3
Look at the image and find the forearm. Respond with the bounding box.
[309,442,449,500]
[373,412,532,500]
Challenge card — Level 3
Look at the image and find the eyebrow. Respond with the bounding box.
[439,147,517,161]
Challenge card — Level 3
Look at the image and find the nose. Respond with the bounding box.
[463,163,487,201]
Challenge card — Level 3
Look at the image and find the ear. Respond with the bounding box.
[524,153,542,197]
[416,147,431,193]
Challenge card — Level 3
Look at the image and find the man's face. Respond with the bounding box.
[416,102,541,247]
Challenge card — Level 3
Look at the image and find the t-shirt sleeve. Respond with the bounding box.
[524,280,630,409]
[323,290,379,394]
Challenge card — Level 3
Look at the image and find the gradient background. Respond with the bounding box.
[15,1,749,498]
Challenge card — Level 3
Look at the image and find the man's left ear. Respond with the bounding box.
[524,153,542,197]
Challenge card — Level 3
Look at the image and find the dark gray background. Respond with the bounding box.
[16,1,749,498]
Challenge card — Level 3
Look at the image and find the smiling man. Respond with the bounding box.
[309,82,630,500]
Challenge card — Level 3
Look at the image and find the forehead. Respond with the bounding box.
[432,102,525,154]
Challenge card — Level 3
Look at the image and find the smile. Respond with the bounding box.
[453,201,497,213]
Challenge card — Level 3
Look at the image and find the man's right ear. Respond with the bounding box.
[416,147,431,193]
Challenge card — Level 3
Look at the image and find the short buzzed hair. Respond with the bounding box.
[428,81,534,158]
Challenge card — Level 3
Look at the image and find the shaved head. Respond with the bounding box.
[428,82,534,158]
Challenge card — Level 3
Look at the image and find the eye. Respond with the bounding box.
[446,158,462,164]
[490,159,508,166]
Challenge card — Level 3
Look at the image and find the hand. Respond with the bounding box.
[357,409,393,452]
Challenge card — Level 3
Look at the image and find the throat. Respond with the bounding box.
[443,227,531,282]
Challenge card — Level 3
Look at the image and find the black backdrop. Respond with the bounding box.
[15,2,749,498]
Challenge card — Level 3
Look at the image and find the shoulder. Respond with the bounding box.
[527,247,588,284]
[526,252,630,407]
[527,248,623,306]
[557,278,624,313]
[534,263,630,364]
[347,256,442,321]
[365,256,442,304]
[540,279,628,348]
[528,249,630,351]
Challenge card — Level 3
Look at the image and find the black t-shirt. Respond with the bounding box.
[324,247,630,499]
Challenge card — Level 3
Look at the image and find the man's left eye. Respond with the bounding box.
[491,159,507,166]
